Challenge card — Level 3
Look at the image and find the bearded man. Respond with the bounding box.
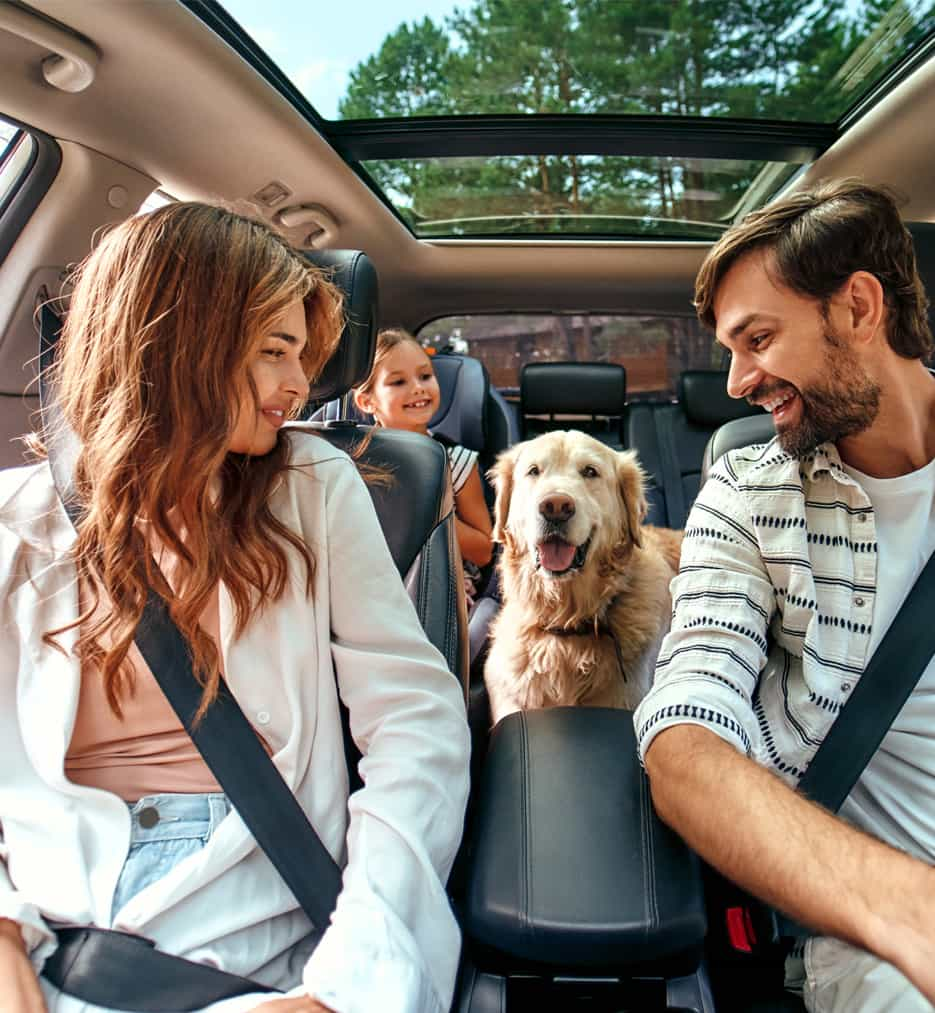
[634,178,935,1012]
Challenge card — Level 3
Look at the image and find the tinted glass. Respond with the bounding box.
[363,155,799,239]
[420,313,722,400]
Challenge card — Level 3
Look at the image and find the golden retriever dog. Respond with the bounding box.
[484,430,682,725]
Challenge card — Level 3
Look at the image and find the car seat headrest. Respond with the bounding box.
[701,413,777,484]
[304,250,378,404]
[520,362,627,418]
[429,354,488,452]
[678,370,762,428]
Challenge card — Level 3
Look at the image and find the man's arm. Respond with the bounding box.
[645,724,935,1001]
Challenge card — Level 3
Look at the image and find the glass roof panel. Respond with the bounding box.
[219,0,935,124]
[362,155,801,239]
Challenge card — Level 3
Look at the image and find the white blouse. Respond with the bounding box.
[0,432,470,1013]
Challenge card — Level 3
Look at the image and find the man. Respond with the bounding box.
[634,178,935,1012]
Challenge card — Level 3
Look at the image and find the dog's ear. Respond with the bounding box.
[616,449,647,549]
[488,445,519,543]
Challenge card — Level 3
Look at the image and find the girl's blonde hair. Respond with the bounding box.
[354,327,425,407]
[45,201,344,719]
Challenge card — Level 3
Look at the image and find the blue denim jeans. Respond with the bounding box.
[112,792,231,922]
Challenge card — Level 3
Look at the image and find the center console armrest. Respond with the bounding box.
[464,707,706,977]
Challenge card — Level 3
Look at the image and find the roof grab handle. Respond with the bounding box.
[275,204,340,249]
[0,3,98,93]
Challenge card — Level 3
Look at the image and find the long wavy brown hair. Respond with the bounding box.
[45,202,344,718]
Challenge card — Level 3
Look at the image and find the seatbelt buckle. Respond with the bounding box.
[726,906,757,953]
[726,903,787,953]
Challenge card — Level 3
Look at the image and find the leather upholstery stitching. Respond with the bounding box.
[639,768,659,933]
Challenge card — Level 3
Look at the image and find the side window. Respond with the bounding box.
[137,189,173,215]
[0,113,59,270]
[419,313,721,401]
[0,116,36,213]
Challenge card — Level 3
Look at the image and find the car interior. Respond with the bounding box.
[3,1,935,1010]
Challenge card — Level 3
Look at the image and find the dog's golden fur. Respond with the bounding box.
[484,430,682,725]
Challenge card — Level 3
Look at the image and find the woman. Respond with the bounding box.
[0,203,470,1012]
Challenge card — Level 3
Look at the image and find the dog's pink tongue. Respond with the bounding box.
[539,539,576,572]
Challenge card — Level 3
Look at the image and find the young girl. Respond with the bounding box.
[0,204,469,1013]
[353,330,493,605]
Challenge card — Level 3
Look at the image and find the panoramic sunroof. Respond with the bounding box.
[363,155,801,240]
[200,0,935,240]
[218,0,935,124]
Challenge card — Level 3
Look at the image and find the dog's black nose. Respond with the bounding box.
[539,494,575,521]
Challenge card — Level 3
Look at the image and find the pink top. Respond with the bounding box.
[65,575,224,801]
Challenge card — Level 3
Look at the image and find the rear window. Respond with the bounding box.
[418,313,723,401]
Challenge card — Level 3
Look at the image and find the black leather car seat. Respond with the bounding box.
[519,361,627,447]
[627,369,763,527]
[297,251,470,694]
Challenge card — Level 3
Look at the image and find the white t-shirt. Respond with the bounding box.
[839,454,935,861]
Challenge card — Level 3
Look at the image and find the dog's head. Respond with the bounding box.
[489,430,647,581]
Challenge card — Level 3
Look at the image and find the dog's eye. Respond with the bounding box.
[581,465,599,479]
[526,464,540,477]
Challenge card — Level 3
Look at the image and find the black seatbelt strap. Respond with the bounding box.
[38,304,344,1008]
[762,540,935,946]
[796,546,935,813]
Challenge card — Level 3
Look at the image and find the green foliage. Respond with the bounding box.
[338,0,935,236]
[339,18,455,119]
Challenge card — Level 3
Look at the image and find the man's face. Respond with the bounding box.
[713,250,880,457]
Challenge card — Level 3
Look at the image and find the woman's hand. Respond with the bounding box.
[249,998,335,1013]
[0,918,46,1013]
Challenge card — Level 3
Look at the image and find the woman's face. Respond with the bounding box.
[228,298,310,456]
[358,340,441,433]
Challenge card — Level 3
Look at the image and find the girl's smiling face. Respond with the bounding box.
[356,340,441,433]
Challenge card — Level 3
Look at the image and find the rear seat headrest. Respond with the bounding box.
[429,354,488,452]
[304,250,378,403]
[520,362,627,417]
[678,370,762,429]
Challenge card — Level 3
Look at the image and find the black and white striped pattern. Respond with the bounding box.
[445,443,478,495]
[634,437,878,787]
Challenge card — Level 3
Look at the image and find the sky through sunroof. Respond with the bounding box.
[213,0,935,239]
[220,0,935,123]
[220,0,462,119]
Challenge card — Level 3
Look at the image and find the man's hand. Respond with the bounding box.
[646,725,935,1003]
[0,918,46,1013]
[249,998,335,1013]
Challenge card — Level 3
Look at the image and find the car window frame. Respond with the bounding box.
[0,114,61,269]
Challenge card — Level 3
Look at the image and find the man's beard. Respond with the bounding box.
[750,329,881,458]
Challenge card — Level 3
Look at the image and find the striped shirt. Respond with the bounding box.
[444,443,478,494]
[634,436,883,785]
